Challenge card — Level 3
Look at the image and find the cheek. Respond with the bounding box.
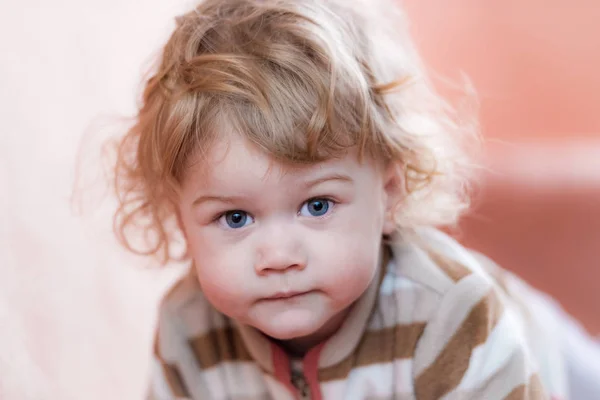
[314,192,386,293]
[309,226,381,302]
[319,246,378,309]
[186,232,250,317]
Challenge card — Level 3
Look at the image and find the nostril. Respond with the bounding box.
[255,261,306,275]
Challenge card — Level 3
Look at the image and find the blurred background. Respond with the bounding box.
[404,0,600,336]
[0,0,598,399]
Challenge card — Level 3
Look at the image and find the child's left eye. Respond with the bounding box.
[299,198,333,217]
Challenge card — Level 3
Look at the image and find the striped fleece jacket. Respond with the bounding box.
[148,229,568,399]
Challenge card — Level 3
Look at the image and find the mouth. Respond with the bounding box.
[263,290,312,301]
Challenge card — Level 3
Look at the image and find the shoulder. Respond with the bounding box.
[383,227,498,315]
[148,270,202,400]
[386,228,565,398]
[376,228,504,344]
[156,269,222,342]
[149,269,231,399]
[390,228,495,291]
[154,268,234,362]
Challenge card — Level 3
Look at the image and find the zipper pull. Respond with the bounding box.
[290,368,311,400]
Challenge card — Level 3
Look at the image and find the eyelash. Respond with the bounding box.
[213,197,338,225]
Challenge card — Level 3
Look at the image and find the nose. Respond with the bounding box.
[254,224,307,275]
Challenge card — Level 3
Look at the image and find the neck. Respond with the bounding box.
[274,305,353,358]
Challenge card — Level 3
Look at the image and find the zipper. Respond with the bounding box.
[290,360,311,400]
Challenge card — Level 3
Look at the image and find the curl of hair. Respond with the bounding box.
[112,0,479,265]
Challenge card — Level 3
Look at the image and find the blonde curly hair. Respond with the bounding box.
[112,0,477,264]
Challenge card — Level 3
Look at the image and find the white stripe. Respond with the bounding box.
[320,359,413,399]
[507,278,569,397]
[148,357,179,400]
[368,279,439,329]
[412,273,492,377]
[392,240,455,294]
[263,374,296,400]
[195,362,268,399]
[421,227,494,282]
[379,268,417,295]
[454,308,527,390]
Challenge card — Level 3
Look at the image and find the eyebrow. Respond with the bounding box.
[192,173,353,207]
[303,173,354,189]
[192,194,244,207]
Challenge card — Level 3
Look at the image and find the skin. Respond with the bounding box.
[177,133,401,355]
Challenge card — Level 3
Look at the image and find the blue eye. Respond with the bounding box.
[300,198,332,217]
[220,210,253,229]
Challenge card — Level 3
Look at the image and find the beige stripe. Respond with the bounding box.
[236,322,274,373]
[504,374,546,400]
[159,362,190,398]
[153,329,161,359]
[415,290,504,399]
[189,326,253,369]
[319,323,426,382]
[426,249,472,282]
[153,330,190,397]
[412,273,493,377]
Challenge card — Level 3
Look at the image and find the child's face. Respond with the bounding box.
[178,134,397,344]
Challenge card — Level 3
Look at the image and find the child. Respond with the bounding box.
[110,0,598,398]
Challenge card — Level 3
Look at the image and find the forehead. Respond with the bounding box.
[182,135,376,192]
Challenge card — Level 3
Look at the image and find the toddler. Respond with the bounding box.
[111,0,600,398]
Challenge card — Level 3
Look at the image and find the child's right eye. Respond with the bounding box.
[218,210,254,229]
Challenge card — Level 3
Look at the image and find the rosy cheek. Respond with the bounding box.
[192,236,250,289]
[194,252,235,290]
[198,274,234,304]
[318,246,375,291]
[194,260,248,319]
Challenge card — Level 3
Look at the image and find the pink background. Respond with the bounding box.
[405,0,600,335]
[1,1,598,399]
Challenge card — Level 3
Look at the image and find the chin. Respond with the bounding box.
[254,311,324,340]
[262,325,315,341]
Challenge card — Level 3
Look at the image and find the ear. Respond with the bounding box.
[382,162,405,235]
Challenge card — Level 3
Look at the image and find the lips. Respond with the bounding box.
[264,290,310,300]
